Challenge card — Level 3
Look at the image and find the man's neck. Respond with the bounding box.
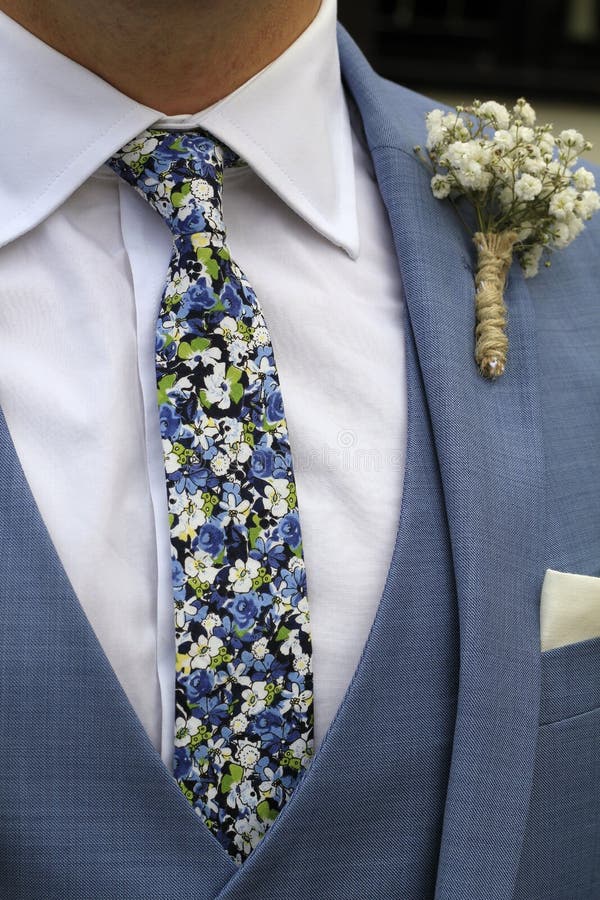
[0,0,322,113]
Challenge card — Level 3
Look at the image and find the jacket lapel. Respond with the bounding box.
[338,26,547,900]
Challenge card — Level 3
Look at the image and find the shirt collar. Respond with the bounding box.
[0,0,358,258]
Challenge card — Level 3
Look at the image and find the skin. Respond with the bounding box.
[0,0,322,113]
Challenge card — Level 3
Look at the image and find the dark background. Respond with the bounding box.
[338,1,600,101]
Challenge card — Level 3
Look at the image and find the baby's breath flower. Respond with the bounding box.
[520,244,544,278]
[557,129,587,155]
[415,95,600,377]
[549,221,572,249]
[514,125,535,144]
[513,97,536,127]
[573,166,596,191]
[477,100,510,130]
[549,187,578,220]
[514,174,543,201]
[576,190,600,219]
[431,174,452,199]
[493,129,515,150]
[521,156,546,177]
[416,95,599,280]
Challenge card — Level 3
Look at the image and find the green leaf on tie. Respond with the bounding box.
[196,247,219,279]
[221,763,245,795]
[171,183,191,208]
[177,337,211,360]
[226,365,244,404]
[157,373,177,405]
[248,512,262,548]
[257,800,278,822]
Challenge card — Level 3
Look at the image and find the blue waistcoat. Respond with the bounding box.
[1,25,599,900]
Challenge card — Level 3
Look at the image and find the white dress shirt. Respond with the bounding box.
[0,0,407,761]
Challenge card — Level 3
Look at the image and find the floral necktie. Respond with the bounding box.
[108,129,314,864]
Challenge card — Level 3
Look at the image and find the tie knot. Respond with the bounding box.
[108,128,240,238]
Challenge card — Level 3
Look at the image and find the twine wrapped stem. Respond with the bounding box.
[472,230,519,379]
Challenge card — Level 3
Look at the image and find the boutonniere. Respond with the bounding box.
[414,98,600,379]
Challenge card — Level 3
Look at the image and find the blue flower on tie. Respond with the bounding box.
[174,207,207,234]
[159,403,182,440]
[178,134,215,163]
[277,512,301,549]
[186,668,215,703]
[266,388,284,424]
[249,536,287,569]
[182,278,218,313]
[250,708,283,735]
[250,446,275,479]
[170,461,209,495]
[221,283,243,317]
[193,521,225,556]
[272,448,292,479]
[152,142,183,173]
[282,565,307,605]
[252,654,287,682]
[174,746,194,780]
[192,695,230,726]
[228,592,259,630]
[156,329,177,362]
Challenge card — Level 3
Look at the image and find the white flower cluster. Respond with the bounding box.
[420,98,600,277]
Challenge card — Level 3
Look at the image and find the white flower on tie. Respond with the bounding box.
[203,783,220,817]
[293,653,311,675]
[189,634,223,669]
[190,178,214,201]
[251,637,269,660]
[263,481,290,518]
[214,316,240,341]
[241,681,269,716]
[280,681,313,715]
[230,713,249,734]
[229,713,248,734]
[247,353,275,381]
[228,439,253,466]
[175,596,202,630]
[164,268,191,298]
[288,736,313,769]
[221,418,243,445]
[228,558,261,593]
[210,453,230,476]
[174,715,201,747]
[121,135,159,166]
[205,736,233,768]
[280,633,301,657]
[228,338,248,365]
[204,363,232,409]
[237,743,261,770]
[190,416,219,452]
[253,326,270,346]
[172,500,207,542]
[202,613,221,634]
[184,553,219,584]
[220,490,251,526]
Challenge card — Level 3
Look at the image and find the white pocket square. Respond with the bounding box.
[540,568,600,651]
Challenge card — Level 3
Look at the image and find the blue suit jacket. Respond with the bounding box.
[1,25,599,900]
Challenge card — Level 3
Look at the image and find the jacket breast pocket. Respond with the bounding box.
[538,567,600,722]
[540,567,600,653]
[513,571,600,900]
